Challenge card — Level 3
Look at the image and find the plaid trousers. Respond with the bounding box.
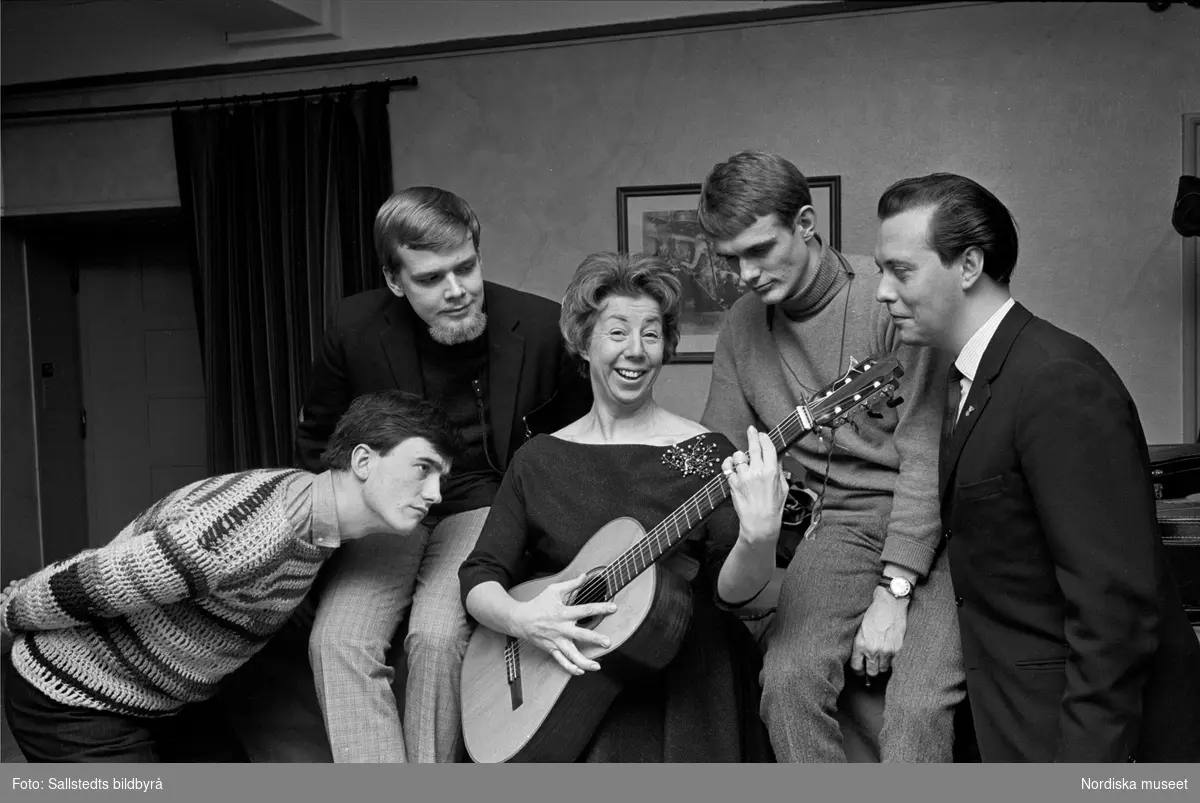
[309,507,488,763]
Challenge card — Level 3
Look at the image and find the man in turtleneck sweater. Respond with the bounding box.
[698,151,963,762]
[294,187,593,762]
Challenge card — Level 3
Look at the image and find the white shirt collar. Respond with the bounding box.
[954,297,1016,382]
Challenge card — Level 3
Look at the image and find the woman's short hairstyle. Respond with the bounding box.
[373,187,482,280]
[877,173,1020,284]
[321,390,462,471]
[559,252,682,366]
[698,150,813,241]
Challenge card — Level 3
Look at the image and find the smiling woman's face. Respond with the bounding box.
[584,293,665,413]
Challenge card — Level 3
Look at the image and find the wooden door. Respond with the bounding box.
[75,218,205,546]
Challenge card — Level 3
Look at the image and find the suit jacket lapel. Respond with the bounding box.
[380,294,425,396]
[484,283,525,467]
[939,302,1033,498]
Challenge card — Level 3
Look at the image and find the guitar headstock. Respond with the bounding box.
[805,355,905,430]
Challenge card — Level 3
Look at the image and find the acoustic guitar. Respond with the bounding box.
[460,354,905,763]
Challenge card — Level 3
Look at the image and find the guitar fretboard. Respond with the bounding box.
[597,407,809,597]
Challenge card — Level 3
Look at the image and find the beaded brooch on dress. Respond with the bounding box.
[660,435,722,477]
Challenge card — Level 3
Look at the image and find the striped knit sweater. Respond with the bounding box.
[0,469,339,718]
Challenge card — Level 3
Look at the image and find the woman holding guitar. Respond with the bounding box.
[459,252,785,762]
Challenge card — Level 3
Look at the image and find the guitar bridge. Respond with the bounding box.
[504,636,523,710]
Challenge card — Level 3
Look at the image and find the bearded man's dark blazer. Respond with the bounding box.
[296,280,593,472]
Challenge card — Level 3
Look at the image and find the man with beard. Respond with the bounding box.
[296,187,593,763]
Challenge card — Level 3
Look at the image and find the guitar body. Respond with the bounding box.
[460,517,693,763]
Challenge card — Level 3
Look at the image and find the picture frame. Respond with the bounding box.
[616,176,841,363]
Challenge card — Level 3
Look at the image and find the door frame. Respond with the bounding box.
[20,219,91,564]
[1183,113,1200,443]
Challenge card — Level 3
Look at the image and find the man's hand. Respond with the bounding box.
[0,578,28,638]
[1,578,26,604]
[849,588,910,683]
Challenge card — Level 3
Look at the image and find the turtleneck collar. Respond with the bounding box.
[776,236,849,320]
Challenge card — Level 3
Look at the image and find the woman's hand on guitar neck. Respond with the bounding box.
[510,573,617,676]
[723,425,788,547]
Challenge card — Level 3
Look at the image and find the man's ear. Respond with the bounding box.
[959,246,986,290]
[792,206,817,242]
[383,268,405,299]
[350,444,373,481]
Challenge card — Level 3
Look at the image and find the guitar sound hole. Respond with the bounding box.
[577,614,602,630]
[572,568,610,632]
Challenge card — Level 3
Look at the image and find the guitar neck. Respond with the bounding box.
[601,405,814,594]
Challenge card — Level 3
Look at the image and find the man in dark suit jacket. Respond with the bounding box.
[296,187,592,763]
[872,172,1200,762]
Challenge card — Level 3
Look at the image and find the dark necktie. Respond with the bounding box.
[941,366,964,461]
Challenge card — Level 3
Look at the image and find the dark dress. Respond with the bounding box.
[459,432,774,763]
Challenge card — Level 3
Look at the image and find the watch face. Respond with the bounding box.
[889,577,913,597]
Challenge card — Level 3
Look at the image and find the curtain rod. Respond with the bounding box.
[1,76,417,123]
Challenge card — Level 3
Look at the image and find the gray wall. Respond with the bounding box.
[384,2,1200,436]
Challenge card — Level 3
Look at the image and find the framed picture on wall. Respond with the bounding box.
[616,177,841,363]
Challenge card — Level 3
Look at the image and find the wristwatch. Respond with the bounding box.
[878,575,913,600]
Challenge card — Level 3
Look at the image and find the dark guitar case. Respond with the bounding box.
[1149,445,1200,627]
[1158,499,1200,627]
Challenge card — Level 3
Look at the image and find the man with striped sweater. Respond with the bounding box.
[1,390,460,763]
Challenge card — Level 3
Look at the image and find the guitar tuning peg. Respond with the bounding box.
[885,396,905,408]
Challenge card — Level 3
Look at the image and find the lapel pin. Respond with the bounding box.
[965,405,975,417]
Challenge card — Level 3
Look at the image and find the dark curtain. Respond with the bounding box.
[172,87,393,474]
